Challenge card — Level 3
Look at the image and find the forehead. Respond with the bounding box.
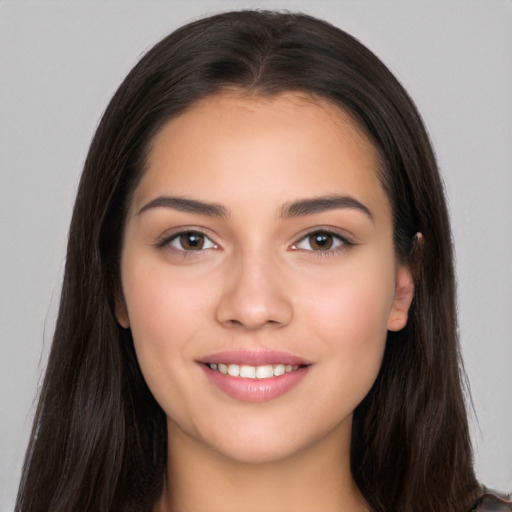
[132,91,389,221]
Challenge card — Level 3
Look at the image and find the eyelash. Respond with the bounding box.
[154,228,355,257]
[291,229,355,257]
[154,230,218,254]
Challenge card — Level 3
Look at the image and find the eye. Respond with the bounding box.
[167,231,217,251]
[291,230,349,252]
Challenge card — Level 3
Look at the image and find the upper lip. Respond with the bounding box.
[199,349,311,366]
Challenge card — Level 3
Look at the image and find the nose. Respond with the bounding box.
[215,250,294,331]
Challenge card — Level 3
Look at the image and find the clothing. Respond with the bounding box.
[472,487,512,511]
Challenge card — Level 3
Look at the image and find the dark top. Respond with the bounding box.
[472,487,512,511]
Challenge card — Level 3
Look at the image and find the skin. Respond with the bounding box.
[116,91,414,512]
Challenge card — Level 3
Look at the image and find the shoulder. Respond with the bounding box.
[471,486,512,511]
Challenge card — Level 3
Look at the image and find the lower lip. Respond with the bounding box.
[200,364,310,402]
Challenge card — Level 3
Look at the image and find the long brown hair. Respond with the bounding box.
[16,10,478,512]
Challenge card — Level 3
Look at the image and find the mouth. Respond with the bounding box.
[198,350,311,402]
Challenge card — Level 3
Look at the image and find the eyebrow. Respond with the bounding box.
[138,196,229,218]
[137,194,373,222]
[280,195,374,222]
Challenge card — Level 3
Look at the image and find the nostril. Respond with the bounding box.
[223,319,243,327]
[221,318,284,330]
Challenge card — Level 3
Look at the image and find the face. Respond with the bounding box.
[117,92,414,465]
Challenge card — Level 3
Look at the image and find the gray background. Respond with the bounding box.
[1,1,511,509]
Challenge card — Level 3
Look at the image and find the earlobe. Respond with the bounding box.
[387,265,415,332]
[114,296,130,329]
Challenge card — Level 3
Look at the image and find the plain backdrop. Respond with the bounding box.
[1,1,511,510]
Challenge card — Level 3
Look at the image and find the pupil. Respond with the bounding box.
[181,232,204,250]
[310,233,332,250]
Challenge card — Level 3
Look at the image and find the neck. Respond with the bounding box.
[154,420,368,512]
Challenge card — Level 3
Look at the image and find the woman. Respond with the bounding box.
[15,10,510,512]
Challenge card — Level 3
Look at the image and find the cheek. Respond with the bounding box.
[298,259,394,393]
[306,286,390,372]
[121,266,212,422]
[124,265,208,342]
[302,257,395,341]
[121,265,208,396]
[125,268,172,342]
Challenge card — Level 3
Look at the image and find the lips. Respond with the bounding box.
[200,349,309,366]
[198,350,311,402]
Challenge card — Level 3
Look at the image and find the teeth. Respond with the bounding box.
[273,364,285,376]
[227,364,240,377]
[255,365,273,379]
[208,362,300,379]
[240,365,256,378]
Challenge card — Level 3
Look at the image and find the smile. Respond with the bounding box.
[207,363,301,379]
[200,352,310,401]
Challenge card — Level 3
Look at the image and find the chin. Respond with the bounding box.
[195,415,350,467]
[213,439,306,465]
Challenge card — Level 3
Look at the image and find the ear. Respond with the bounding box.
[114,294,130,329]
[387,264,415,332]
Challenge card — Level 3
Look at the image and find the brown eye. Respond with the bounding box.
[308,232,334,251]
[168,231,216,251]
[180,232,204,250]
[292,230,349,253]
